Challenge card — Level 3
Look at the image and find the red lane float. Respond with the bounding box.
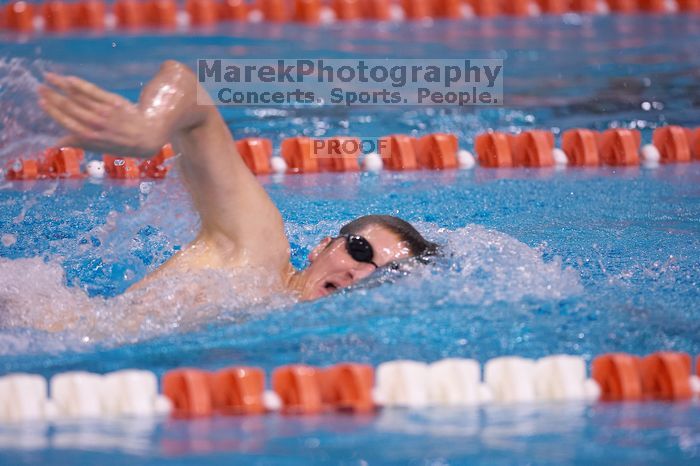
[361,0,391,20]
[470,0,500,17]
[333,0,362,20]
[592,353,643,401]
[281,137,319,173]
[148,0,177,27]
[433,0,462,18]
[139,143,175,178]
[75,0,106,29]
[570,0,599,12]
[677,0,700,12]
[537,0,569,14]
[210,367,266,415]
[320,363,375,413]
[380,135,419,170]
[272,365,323,414]
[103,155,140,179]
[474,132,513,168]
[639,0,667,12]
[114,0,146,28]
[236,138,273,175]
[606,0,638,13]
[413,133,458,170]
[561,129,600,166]
[294,0,321,23]
[652,126,692,163]
[162,369,213,417]
[597,128,641,166]
[402,0,432,20]
[186,0,219,25]
[5,1,34,32]
[5,159,39,180]
[260,0,290,22]
[692,128,700,160]
[314,137,361,172]
[43,1,73,32]
[509,130,555,167]
[504,0,533,16]
[640,352,692,401]
[219,0,248,21]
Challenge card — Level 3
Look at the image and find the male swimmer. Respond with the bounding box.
[37,61,437,302]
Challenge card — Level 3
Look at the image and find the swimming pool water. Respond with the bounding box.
[0,12,699,465]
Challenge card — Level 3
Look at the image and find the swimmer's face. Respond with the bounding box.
[301,225,412,300]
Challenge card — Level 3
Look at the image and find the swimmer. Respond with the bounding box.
[37,61,437,302]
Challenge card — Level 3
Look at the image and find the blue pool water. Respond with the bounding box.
[0,12,700,465]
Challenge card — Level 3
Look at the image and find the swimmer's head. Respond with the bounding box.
[299,215,438,300]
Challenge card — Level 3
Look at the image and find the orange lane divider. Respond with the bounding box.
[693,128,700,160]
[114,0,146,28]
[5,159,39,180]
[75,0,106,29]
[139,143,176,178]
[537,0,570,14]
[413,133,459,170]
[504,0,533,16]
[591,353,644,401]
[281,137,319,173]
[186,0,219,26]
[261,0,290,22]
[380,135,419,170]
[639,0,667,12]
[677,0,700,12]
[597,128,641,166]
[474,132,513,168]
[272,365,323,414]
[43,1,72,32]
[5,1,34,32]
[5,147,85,180]
[640,352,693,401]
[219,0,248,21]
[332,0,362,20]
[561,129,599,166]
[210,366,266,415]
[294,0,321,23]
[606,0,638,13]
[103,155,141,179]
[570,0,599,12]
[319,363,375,413]
[236,138,273,175]
[652,126,692,163]
[361,0,391,20]
[509,130,555,167]
[402,0,433,20]
[433,0,462,18]
[162,368,213,417]
[470,0,500,17]
[314,137,361,172]
[148,0,177,27]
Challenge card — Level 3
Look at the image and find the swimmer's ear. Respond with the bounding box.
[308,237,332,263]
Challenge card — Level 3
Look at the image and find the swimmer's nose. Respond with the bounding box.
[347,264,374,282]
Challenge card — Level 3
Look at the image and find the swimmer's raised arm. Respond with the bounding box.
[39,61,290,271]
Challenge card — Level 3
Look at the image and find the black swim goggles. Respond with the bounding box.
[334,234,379,268]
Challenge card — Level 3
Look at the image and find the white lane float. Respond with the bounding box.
[552,148,569,167]
[50,372,105,418]
[102,370,166,417]
[484,356,537,403]
[270,156,288,175]
[427,358,487,406]
[534,355,588,401]
[362,152,384,172]
[374,360,430,408]
[85,160,106,178]
[641,144,661,168]
[0,373,51,422]
[457,150,476,170]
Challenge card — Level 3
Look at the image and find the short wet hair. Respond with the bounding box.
[339,215,439,259]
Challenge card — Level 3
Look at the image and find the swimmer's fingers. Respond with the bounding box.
[53,73,129,108]
[38,85,107,133]
[39,91,98,142]
[44,73,111,115]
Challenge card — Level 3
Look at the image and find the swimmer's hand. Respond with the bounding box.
[38,73,166,158]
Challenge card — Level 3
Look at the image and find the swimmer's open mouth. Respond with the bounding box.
[324,281,339,292]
